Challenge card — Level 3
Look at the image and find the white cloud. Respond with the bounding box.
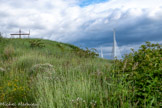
[0,0,162,49]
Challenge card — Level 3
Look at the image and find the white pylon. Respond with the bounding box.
[101,47,104,58]
[112,29,122,60]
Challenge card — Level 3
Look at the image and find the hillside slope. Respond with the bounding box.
[0,38,114,108]
[1,38,161,107]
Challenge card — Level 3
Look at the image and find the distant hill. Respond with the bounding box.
[0,38,104,59]
[0,38,79,55]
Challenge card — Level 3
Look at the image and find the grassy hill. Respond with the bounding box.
[0,38,114,107]
[0,37,161,108]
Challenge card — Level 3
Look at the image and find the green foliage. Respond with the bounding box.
[13,54,48,70]
[2,45,15,60]
[56,43,65,52]
[0,33,3,41]
[72,47,99,58]
[0,34,7,55]
[29,40,45,48]
[0,67,5,76]
[112,42,162,107]
[0,69,35,105]
[66,43,79,49]
[0,38,161,107]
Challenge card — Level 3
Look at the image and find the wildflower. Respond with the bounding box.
[14,84,17,87]
[13,88,16,91]
[15,79,18,82]
[8,82,11,86]
[0,67,5,72]
[77,97,80,101]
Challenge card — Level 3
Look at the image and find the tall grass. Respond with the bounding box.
[33,59,129,108]
[0,38,160,107]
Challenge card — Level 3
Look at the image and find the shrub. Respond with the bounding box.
[72,47,99,58]
[29,40,45,48]
[112,42,162,107]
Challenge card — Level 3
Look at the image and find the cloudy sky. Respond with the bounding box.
[0,0,162,59]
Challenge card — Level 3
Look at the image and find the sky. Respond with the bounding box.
[0,0,162,59]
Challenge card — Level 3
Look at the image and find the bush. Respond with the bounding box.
[29,40,45,48]
[72,47,99,58]
[112,42,162,107]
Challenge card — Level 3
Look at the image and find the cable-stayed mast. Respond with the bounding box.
[112,29,116,59]
[100,47,104,58]
[112,29,121,60]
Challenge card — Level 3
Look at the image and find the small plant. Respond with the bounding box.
[29,40,45,48]
[71,97,87,107]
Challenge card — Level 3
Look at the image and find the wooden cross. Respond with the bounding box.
[10,29,30,38]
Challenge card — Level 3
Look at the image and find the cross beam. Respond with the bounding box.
[10,29,30,38]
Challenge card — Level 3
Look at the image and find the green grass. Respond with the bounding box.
[0,38,160,107]
[0,38,115,107]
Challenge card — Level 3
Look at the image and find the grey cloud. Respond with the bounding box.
[71,7,162,47]
[0,0,162,58]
